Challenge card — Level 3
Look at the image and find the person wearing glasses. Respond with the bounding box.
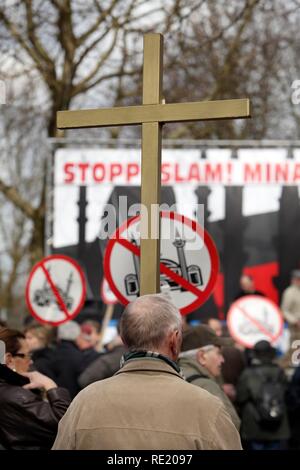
[0,328,71,450]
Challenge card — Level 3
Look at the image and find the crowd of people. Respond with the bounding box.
[0,269,299,450]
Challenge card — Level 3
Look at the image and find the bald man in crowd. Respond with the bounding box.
[52,294,241,450]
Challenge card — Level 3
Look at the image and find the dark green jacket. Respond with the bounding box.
[236,361,290,441]
[179,356,241,431]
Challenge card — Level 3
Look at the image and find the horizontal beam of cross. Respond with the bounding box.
[57,98,250,129]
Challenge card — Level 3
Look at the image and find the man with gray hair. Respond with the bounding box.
[52,294,241,450]
[51,321,83,398]
[178,325,240,430]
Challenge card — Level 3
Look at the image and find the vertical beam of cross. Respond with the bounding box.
[140,34,163,295]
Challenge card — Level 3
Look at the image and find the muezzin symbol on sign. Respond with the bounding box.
[124,230,203,296]
[33,269,74,311]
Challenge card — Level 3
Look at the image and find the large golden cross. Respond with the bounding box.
[57,33,250,296]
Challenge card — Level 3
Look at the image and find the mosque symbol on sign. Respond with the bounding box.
[33,269,74,311]
[239,308,276,336]
[124,230,203,296]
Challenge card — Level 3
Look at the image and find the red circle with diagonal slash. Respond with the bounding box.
[227,295,283,348]
[25,254,86,326]
[104,211,219,315]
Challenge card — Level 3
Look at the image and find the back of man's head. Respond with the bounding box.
[253,340,276,363]
[120,294,182,352]
[291,269,300,286]
[58,321,81,342]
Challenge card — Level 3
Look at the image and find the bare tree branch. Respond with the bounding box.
[0,179,36,219]
[76,0,120,46]
[0,6,57,91]
[209,0,261,101]
[71,28,120,97]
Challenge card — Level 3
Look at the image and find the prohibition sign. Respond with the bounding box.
[26,254,86,326]
[227,295,284,348]
[104,211,219,315]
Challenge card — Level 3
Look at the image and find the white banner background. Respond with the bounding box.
[53,148,300,247]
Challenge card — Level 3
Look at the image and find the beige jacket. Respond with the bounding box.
[281,285,300,325]
[52,358,242,450]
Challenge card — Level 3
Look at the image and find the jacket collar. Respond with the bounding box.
[0,364,30,386]
[179,355,214,380]
[115,356,185,380]
[121,350,181,373]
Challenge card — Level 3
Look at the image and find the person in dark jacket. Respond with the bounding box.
[76,321,102,369]
[0,328,71,450]
[25,323,57,380]
[236,340,290,450]
[51,321,85,398]
[286,365,300,449]
[221,345,246,402]
[78,333,126,389]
